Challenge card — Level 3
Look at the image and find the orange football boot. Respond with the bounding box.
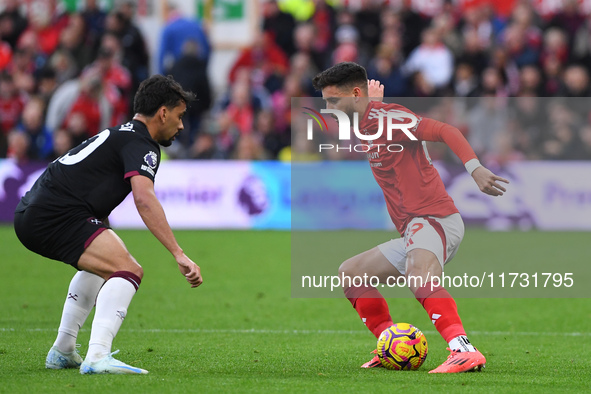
[429,348,486,373]
[361,350,383,368]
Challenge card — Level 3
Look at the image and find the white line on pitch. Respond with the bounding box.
[0,327,590,336]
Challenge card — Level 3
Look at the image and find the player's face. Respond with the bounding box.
[158,102,186,147]
[321,85,357,118]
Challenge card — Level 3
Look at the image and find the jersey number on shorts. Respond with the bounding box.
[57,129,110,165]
[406,223,424,247]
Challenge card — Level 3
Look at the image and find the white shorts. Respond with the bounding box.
[377,213,465,275]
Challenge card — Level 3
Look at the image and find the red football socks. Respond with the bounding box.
[415,282,466,342]
[345,286,393,338]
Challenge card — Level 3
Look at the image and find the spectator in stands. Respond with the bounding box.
[542,55,562,96]
[517,65,543,96]
[189,133,215,159]
[223,81,258,136]
[213,71,273,158]
[159,2,210,74]
[294,23,326,72]
[542,101,584,159]
[45,69,112,135]
[16,96,52,160]
[367,44,407,97]
[572,13,591,64]
[502,24,539,68]
[543,124,584,160]
[452,62,478,97]
[332,24,360,65]
[0,72,26,135]
[6,130,30,163]
[229,30,289,93]
[467,96,509,157]
[109,3,150,95]
[36,67,58,103]
[271,74,302,134]
[289,52,317,96]
[459,4,494,48]
[255,109,288,159]
[488,48,519,94]
[220,68,271,115]
[309,0,336,55]
[549,0,585,52]
[512,96,547,158]
[355,0,381,54]
[47,49,78,85]
[49,128,74,161]
[8,47,36,93]
[82,0,107,52]
[482,132,525,167]
[262,0,296,57]
[232,133,269,160]
[82,33,132,123]
[63,110,94,146]
[17,1,61,58]
[458,29,488,77]
[168,39,212,146]
[541,28,569,69]
[404,27,454,91]
[58,13,93,73]
[0,0,28,49]
[560,65,590,97]
[432,13,462,58]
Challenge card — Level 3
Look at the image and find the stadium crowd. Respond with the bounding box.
[1,0,591,165]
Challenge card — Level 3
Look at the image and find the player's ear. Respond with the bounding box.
[353,86,362,100]
[158,106,167,123]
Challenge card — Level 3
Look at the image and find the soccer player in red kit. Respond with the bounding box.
[312,62,509,373]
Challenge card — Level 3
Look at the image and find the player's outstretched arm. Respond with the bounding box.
[130,175,203,288]
[418,119,509,197]
[368,79,384,101]
[471,166,509,197]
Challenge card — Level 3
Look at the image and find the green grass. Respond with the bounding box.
[0,226,590,393]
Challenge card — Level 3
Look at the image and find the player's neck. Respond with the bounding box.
[355,97,371,117]
[133,114,158,140]
[132,114,157,140]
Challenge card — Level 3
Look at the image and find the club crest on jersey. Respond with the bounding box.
[144,151,158,169]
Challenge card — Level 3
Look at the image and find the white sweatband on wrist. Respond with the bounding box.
[464,158,482,175]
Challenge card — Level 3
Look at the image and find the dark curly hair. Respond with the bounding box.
[134,74,196,116]
[312,62,368,92]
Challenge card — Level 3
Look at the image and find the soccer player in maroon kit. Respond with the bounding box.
[312,62,508,373]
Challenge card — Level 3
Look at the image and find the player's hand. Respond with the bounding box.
[472,166,509,197]
[176,253,203,288]
[368,79,384,101]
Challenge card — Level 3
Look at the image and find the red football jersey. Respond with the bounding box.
[358,101,470,234]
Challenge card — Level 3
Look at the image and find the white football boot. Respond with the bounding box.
[45,345,84,369]
[80,350,148,375]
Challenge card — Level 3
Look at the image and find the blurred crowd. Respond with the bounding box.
[1,0,591,164]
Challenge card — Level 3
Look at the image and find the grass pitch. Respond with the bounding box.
[0,226,590,393]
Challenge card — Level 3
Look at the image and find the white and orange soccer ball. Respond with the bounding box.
[376,323,428,370]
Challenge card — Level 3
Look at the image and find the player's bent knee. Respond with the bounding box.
[132,264,144,280]
[119,253,143,279]
[338,257,358,277]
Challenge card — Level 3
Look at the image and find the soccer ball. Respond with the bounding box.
[376,323,428,370]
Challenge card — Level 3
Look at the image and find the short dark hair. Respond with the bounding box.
[134,74,196,116]
[312,62,368,91]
